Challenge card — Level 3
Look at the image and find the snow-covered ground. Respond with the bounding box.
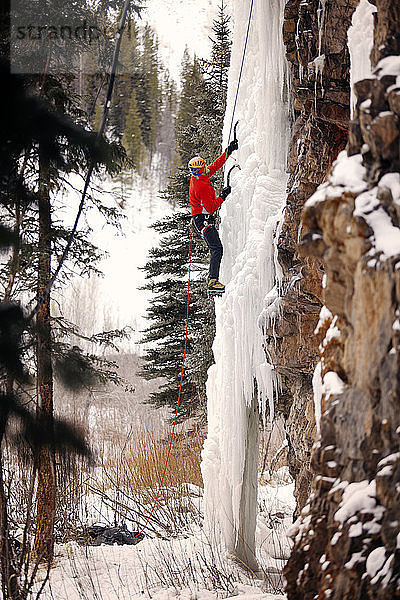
[38,470,294,600]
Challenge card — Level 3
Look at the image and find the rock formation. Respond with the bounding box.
[267,0,357,512]
[281,0,400,598]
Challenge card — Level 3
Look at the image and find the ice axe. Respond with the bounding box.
[227,163,241,187]
[233,120,239,143]
[225,120,240,186]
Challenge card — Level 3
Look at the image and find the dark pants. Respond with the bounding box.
[192,214,223,281]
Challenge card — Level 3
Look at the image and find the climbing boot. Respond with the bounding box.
[208,278,225,295]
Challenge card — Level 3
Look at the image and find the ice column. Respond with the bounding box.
[201,0,290,569]
[347,0,376,118]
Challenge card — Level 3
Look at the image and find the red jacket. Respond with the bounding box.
[189,152,227,216]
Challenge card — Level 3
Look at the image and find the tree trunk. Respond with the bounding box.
[33,155,55,564]
[0,408,24,600]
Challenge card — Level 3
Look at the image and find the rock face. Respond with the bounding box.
[282,1,400,598]
[267,0,357,512]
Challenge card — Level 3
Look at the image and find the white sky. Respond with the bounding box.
[143,0,221,82]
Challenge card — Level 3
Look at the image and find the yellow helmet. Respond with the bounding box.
[188,156,206,175]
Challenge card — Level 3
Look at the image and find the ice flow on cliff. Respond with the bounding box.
[201,0,291,569]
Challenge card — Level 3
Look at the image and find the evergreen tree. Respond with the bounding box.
[155,74,179,186]
[141,5,231,420]
[122,88,146,169]
[201,0,231,117]
[107,18,139,138]
[0,0,144,592]
[0,2,135,580]
[101,21,166,175]
[133,24,162,153]
[0,59,124,597]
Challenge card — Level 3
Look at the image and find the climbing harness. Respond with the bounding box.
[135,227,192,538]
[28,0,132,321]
[192,214,215,239]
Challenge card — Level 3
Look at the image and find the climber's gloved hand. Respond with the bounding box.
[226,139,238,156]
[220,185,231,201]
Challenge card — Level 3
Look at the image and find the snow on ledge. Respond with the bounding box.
[314,305,333,335]
[304,152,400,261]
[322,371,346,397]
[334,480,377,523]
[305,152,367,207]
[374,55,400,80]
[379,173,400,206]
[354,188,400,259]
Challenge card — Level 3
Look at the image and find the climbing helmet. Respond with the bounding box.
[188,156,206,175]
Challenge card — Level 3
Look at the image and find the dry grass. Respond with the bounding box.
[110,427,205,490]
[85,425,206,537]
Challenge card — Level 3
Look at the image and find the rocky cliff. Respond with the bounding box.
[280,0,400,598]
[267,0,357,512]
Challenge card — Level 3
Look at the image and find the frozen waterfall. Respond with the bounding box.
[201,0,291,570]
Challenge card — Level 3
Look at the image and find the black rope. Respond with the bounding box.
[29,0,132,321]
[226,0,254,144]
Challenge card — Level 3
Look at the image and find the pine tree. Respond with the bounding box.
[0,34,130,586]
[141,5,231,420]
[201,0,231,117]
[138,24,162,151]
[155,74,179,186]
[108,18,139,138]
[0,0,145,590]
[122,88,146,169]
[104,22,165,174]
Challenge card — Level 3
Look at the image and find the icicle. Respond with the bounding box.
[316,0,326,57]
[313,0,326,111]
[313,362,323,436]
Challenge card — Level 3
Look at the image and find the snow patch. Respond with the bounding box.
[375,55,400,80]
[366,547,386,578]
[379,173,400,206]
[314,305,333,335]
[334,480,385,528]
[322,372,346,398]
[377,452,400,467]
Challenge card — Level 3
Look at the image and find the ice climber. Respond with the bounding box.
[188,138,238,294]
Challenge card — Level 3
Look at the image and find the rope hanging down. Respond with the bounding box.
[135,227,193,538]
[29,0,132,321]
[226,0,254,144]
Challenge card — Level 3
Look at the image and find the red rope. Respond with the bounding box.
[336,122,349,132]
[135,226,193,537]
